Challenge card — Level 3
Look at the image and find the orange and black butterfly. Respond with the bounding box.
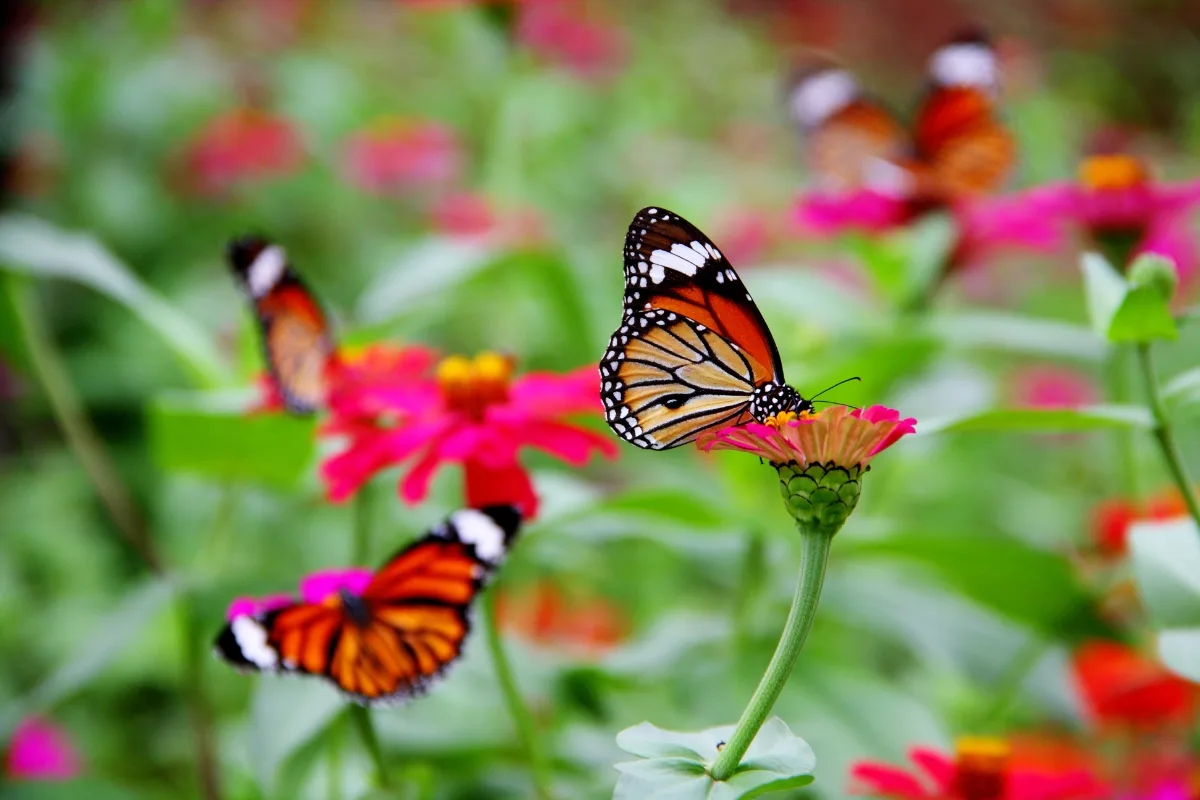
[788,29,1014,203]
[600,207,812,450]
[214,506,521,704]
[227,236,334,414]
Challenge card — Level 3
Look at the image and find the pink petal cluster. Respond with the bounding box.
[6,717,81,781]
[950,193,1067,271]
[849,746,1108,799]
[1010,366,1098,410]
[793,189,915,237]
[320,355,616,518]
[515,0,625,80]
[226,567,373,619]
[182,109,303,197]
[698,405,915,467]
[341,118,462,194]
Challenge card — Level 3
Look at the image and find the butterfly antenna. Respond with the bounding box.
[808,376,861,401]
[811,400,861,411]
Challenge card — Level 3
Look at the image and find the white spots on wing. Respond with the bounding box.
[647,207,658,215]
[649,247,699,278]
[706,243,722,260]
[789,68,858,129]
[648,263,666,284]
[231,616,278,669]
[716,272,725,284]
[673,242,708,267]
[929,43,997,91]
[449,508,507,564]
[725,269,737,282]
[246,245,287,298]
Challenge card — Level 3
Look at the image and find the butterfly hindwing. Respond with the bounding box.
[227,236,335,414]
[214,506,522,705]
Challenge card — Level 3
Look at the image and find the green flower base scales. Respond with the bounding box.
[777,462,864,536]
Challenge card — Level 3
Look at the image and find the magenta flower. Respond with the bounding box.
[698,405,916,468]
[1010,365,1098,410]
[341,117,462,195]
[949,193,1067,271]
[515,0,625,80]
[1020,154,1200,278]
[5,717,81,781]
[181,108,303,197]
[226,568,373,620]
[321,352,617,517]
[793,189,915,237]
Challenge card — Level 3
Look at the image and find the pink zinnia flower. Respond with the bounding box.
[698,405,916,468]
[427,191,547,247]
[950,193,1067,271]
[849,737,1108,799]
[515,0,625,80]
[5,717,82,781]
[321,351,617,517]
[227,567,373,619]
[793,189,916,237]
[1072,640,1198,730]
[1010,366,1098,410]
[181,108,303,197]
[1020,154,1200,278]
[340,117,462,194]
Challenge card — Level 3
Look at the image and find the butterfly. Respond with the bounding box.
[788,28,1014,203]
[214,505,522,704]
[227,236,335,414]
[600,207,815,450]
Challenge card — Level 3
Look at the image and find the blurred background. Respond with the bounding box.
[2,1,1200,798]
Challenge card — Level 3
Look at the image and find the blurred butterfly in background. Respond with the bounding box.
[227,236,335,414]
[215,505,522,705]
[600,207,854,450]
[787,28,1014,203]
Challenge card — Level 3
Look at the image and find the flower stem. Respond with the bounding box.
[349,705,391,789]
[6,276,161,572]
[481,593,552,799]
[1136,343,1200,531]
[709,527,832,782]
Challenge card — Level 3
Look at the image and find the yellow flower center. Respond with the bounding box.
[763,410,815,429]
[436,352,514,418]
[952,737,1010,800]
[1078,154,1149,191]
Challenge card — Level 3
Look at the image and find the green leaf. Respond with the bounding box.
[905,212,957,296]
[1162,367,1200,417]
[147,392,317,487]
[922,405,1154,434]
[355,236,497,324]
[0,214,226,387]
[926,311,1105,361]
[1081,252,1178,342]
[613,718,815,800]
[1129,519,1200,684]
[250,677,346,794]
[2,577,175,736]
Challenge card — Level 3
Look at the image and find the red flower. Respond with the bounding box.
[1072,640,1198,730]
[495,581,627,658]
[515,0,625,80]
[340,117,462,194]
[181,108,303,197]
[1019,154,1200,277]
[5,717,82,781]
[321,352,617,517]
[849,737,1108,799]
[1091,488,1189,557]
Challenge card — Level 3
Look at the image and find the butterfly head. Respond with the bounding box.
[338,587,372,628]
[750,382,812,426]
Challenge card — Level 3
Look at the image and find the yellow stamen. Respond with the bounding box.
[952,737,1010,800]
[764,411,797,429]
[436,352,514,418]
[1079,154,1149,191]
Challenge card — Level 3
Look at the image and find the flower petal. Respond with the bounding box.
[321,416,452,502]
[847,761,934,797]
[464,457,539,519]
[298,568,374,604]
[509,419,619,466]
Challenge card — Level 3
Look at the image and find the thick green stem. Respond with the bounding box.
[7,277,161,572]
[350,705,391,789]
[1136,343,1200,531]
[481,594,552,799]
[178,594,222,800]
[709,527,832,782]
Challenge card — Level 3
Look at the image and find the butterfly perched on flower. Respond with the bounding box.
[788,28,1014,203]
[214,505,522,704]
[600,207,815,450]
[227,236,334,414]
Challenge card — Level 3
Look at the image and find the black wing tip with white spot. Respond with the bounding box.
[474,504,523,545]
[226,234,273,276]
[945,24,992,47]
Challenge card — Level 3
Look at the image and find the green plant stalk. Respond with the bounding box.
[7,276,161,572]
[709,527,832,782]
[178,594,222,800]
[350,705,391,789]
[481,594,552,799]
[1136,343,1200,531]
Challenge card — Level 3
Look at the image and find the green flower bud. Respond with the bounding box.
[1128,253,1178,301]
[776,461,864,536]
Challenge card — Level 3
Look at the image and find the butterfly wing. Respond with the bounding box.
[788,65,907,192]
[601,208,782,449]
[227,236,335,414]
[912,31,1014,198]
[215,506,522,705]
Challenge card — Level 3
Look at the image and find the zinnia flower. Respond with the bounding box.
[1091,488,1188,557]
[514,0,625,80]
[1021,154,1200,278]
[849,737,1108,799]
[340,117,462,195]
[5,717,82,781]
[321,352,617,516]
[1011,366,1098,410]
[1072,640,1198,730]
[226,567,373,619]
[793,188,916,237]
[495,581,627,658]
[698,405,915,534]
[181,108,303,197]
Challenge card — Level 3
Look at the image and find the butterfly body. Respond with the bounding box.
[227,236,335,414]
[215,506,521,705]
[601,207,808,450]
